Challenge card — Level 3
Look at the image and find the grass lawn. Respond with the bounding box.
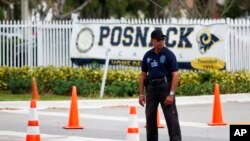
[0,91,134,101]
[0,91,78,101]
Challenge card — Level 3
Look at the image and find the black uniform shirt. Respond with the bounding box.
[141,47,178,81]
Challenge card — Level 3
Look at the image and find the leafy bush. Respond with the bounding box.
[49,77,100,96]
[50,79,73,95]
[72,78,100,97]
[178,71,200,85]
[8,75,32,94]
[0,81,7,90]
[0,66,32,94]
[0,66,249,97]
[105,81,138,97]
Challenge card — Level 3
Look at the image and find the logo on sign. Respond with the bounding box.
[196,28,220,54]
[76,28,94,53]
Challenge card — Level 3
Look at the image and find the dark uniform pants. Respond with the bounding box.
[146,79,182,141]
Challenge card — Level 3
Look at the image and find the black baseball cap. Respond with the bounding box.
[151,29,166,39]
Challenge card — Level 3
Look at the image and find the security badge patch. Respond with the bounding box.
[160,55,166,63]
[196,28,221,54]
[147,55,166,68]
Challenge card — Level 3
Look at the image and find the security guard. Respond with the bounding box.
[138,29,182,141]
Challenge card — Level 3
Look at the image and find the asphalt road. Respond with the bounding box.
[0,101,250,141]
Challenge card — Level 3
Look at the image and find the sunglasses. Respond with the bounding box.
[156,37,165,42]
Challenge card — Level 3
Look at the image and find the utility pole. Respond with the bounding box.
[21,0,29,20]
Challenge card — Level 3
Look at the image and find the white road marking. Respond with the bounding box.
[0,130,125,141]
[1,110,215,128]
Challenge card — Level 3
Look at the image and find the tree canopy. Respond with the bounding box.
[0,0,248,20]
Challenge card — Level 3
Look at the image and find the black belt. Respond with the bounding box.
[149,77,167,85]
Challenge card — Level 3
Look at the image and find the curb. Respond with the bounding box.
[0,93,249,110]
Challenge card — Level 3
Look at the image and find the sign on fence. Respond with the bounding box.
[70,23,228,69]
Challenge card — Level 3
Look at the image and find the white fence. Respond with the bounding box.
[0,20,72,67]
[0,18,250,71]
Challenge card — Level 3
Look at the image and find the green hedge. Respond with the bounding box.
[0,66,249,97]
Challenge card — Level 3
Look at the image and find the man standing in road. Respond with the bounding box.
[138,29,182,141]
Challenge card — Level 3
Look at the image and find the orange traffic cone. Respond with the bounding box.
[32,77,40,100]
[145,108,165,128]
[26,100,40,141]
[126,106,140,141]
[156,109,164,128]
[208,84,226,126]
[63,86,83,129]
